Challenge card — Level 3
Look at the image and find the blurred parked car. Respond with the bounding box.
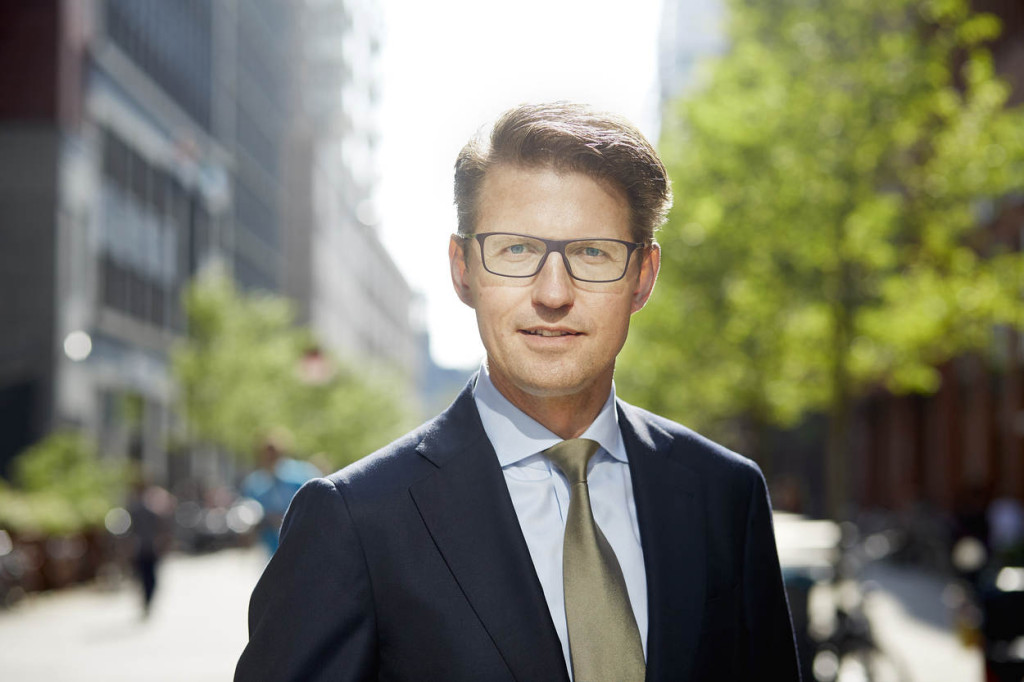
[976,563,1024,682]
[174,495,263,553]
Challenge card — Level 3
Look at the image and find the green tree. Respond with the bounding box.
[621,0,1024,518]
[172,270,414,469]
[0,431,125,535]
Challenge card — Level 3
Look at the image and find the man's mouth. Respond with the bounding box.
[521,329,580,337]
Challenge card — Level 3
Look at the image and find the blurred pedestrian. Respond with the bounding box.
[240,433,320,556]
[237,103,799,681]
[951,483,991,582]
[988,496,1024,565]
[126,478,174,618]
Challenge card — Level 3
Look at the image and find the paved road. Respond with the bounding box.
[0,547,985,681]
[861,561,983,682]
[0,547,266,682]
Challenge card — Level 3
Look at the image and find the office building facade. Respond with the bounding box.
[0,0,419,487]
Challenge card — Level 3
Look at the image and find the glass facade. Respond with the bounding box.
[105,0,213,130]
[99,127,182,330]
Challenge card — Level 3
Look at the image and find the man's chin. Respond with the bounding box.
[506,370,610,402]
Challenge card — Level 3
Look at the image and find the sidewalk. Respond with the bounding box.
[861,560,983,682]
[0,547,266,682]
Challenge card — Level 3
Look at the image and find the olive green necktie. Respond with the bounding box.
[544,438,646,682]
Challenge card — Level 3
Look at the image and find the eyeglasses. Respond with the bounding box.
[459,232,646,283]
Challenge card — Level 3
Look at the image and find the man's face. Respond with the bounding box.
[449,164,660,408]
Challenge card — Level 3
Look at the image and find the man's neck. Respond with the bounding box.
[486,369,612,440]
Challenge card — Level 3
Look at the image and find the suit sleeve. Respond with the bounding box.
[235,478,377,682]
[742,468,802,681]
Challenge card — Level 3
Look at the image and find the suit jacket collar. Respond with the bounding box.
[410,379,570,682]
[409,380,707,682]
[618,400,706,682]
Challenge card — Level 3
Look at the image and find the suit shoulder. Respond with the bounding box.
[325,377,484,501]
[324,422,433,499]
[618,400,763,482]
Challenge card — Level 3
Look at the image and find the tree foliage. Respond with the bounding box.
[0,431,125,535]
[620,0,1024,514]
[172,270,415,469]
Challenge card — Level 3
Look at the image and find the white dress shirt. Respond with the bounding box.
[473,366,648,680]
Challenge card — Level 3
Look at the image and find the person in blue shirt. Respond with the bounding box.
[241,435,320,556]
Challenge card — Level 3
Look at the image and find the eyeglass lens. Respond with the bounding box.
[480,234,632,282]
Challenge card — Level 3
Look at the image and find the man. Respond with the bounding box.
[236,103,800,681]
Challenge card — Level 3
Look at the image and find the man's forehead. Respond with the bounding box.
[478,162,627,203]
[472,164,632,243]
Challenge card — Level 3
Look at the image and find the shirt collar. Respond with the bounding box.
[473,363,627,467]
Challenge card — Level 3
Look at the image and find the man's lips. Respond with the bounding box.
[520,328,582,337]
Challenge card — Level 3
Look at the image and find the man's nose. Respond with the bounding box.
[531,251,575,309]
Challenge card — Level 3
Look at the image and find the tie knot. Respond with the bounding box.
[543,438,601,484]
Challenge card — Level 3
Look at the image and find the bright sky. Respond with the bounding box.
[378,0,667,369]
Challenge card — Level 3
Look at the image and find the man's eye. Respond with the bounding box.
[501,241,542,257]
[571,243,609,260]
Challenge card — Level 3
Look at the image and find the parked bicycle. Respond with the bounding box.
[776,513,910,682]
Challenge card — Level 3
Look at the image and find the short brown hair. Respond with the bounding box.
[454,102,672,245]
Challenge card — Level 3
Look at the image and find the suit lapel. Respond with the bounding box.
[619,402,706,682]
[409,384,569,682]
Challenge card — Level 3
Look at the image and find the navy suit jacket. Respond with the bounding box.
[235,379,800,681]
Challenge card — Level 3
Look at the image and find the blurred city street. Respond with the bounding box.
[0,545,985,682]
[1,0,1022,680]
[0,547,265,682]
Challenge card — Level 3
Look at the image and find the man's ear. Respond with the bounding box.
[630,243,660,314]
[449,235,476,308]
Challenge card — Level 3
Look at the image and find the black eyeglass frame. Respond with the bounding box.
[457,231,649,283]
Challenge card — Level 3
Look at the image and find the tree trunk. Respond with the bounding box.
[825,263,855,521]
[825,368,852,521]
